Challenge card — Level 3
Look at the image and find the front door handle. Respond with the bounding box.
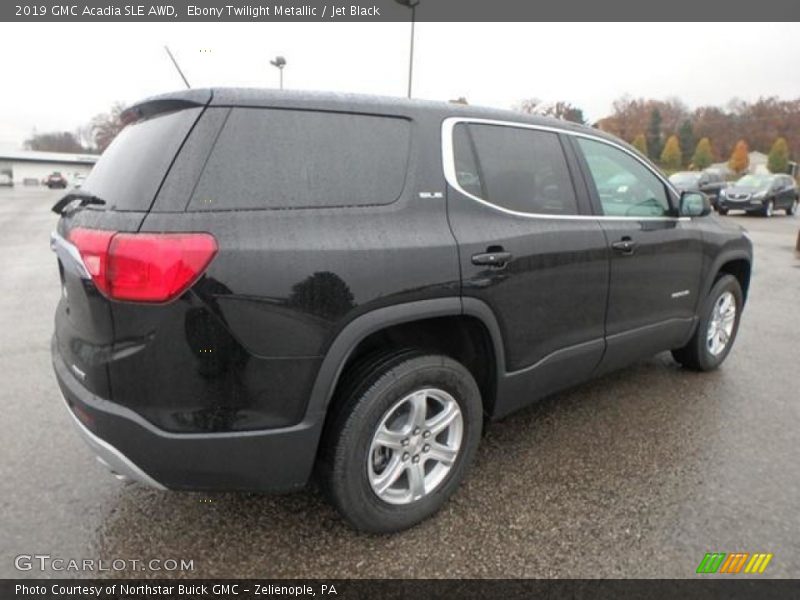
[611,238,636,255]
[472,250,513,267]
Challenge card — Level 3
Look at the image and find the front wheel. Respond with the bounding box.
[318,353,483,533]
[672,274,743,371]
[717,207,729,216]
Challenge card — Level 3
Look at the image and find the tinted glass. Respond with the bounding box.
[81,108,202,211]
[454,123,578,215]
[452,124,483,198]
[577,137,670,217]
[189,108,410,210]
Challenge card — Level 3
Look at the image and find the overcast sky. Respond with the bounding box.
[1,22,798,151]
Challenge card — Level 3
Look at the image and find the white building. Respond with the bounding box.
[0,150,97,186]
[709,151,771,177]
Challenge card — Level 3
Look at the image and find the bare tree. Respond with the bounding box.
[539,101,586,124]
[514,98,544,115]
[514,98,586,124]
[91,102,127,153]
[24,131,87,153]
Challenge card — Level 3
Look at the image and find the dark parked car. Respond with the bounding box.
[50,89,753,532]
[668,170,728,207]
[718,173,798,216]
[45,172,68,189]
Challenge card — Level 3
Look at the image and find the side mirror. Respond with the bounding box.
[679,191,711,217]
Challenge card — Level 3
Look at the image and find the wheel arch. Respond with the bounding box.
[305,298,507,424]
[708,251,752,304]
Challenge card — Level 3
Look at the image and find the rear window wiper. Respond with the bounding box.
[51,191,106,215]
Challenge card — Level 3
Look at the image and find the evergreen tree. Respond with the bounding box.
[767,137,790,174]
[660,135,682,171]
[646,108,663,161]
[631,133,648,156]
[678,120,694,167]
[692,138,714,170]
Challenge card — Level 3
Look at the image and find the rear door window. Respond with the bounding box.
[80,108,202,211]
[452,123,579,216]
[188,108,411,210]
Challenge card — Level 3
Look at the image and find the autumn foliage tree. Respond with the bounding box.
[598,95,800,161]
[728,140,750,174]
[692,138,714,170]
[767,137,790,174]
[631,133,648,156]
[660,135,682,170]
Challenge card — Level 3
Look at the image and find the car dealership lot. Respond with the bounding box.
[1,187,798,578]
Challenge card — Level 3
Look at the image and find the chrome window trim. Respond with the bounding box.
[441,116,690,222]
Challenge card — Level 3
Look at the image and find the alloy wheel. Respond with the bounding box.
[367,388,463,505]
[706,291,736,356]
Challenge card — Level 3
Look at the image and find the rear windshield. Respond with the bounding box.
[188,108,411,210]
[81,107,202,211]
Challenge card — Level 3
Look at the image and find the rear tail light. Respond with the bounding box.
[68,228,218,303]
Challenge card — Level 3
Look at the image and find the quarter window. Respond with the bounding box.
[577,137,671,217]
[189,108,411,210]
[452,123,579,216]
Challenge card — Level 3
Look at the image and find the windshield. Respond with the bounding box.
[736,174,773,189]
[669,172,701,186]
[80,107,202,211]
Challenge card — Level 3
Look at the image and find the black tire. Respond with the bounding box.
[318,352,482,533]
[717,207,729,216]
[671,274,743,371]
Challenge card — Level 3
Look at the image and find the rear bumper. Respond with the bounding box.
[65,402,168,489]
[52,336,323,492]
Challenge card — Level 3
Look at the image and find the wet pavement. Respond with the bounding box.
[1,187,798,578]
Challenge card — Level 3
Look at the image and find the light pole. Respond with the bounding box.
[270,56,287,90]
[394,0,419,98]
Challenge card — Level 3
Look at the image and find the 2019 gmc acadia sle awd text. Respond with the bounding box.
[51,89,752,532]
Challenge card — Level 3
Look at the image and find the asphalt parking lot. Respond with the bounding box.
[1,187,798,579]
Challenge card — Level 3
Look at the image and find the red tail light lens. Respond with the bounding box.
[67,228,115,295]
[68,228,218,303]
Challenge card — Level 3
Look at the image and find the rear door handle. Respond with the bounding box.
[472,251,513,267]
[611,238,636,255]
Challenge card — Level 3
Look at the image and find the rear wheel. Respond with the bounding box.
[318,353,482,533]
[671,274,743,371]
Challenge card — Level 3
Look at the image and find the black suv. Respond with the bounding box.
[718,173,798,216]
[51,89,753,532]
[668,169,728,208]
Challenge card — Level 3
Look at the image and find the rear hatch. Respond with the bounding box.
[52,92,210,398]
